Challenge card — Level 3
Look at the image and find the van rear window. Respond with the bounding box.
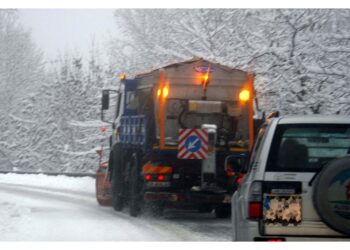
[266,124,350,172]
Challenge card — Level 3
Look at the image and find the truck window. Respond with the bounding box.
[266,124,350,172]
[125,91,138,109]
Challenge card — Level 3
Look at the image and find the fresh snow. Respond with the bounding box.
[0,174,231,241]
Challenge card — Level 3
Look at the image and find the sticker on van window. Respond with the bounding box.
[263,195,302,226]
[328,169,350,220]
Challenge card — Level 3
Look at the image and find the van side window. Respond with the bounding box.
[266,124,350,172]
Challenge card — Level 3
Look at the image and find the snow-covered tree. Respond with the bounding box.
[40,41,116,173]
[0,10,44,114]
[0,9,45,171]
[109,9,350,115]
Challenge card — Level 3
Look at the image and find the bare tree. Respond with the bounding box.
[109,9,350,115]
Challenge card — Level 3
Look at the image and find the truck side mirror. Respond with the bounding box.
[102,90,110,110]
[101,89,119,124]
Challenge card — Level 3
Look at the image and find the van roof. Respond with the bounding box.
[277,115,350,125]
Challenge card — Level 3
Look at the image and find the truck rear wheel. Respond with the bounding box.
[129,152,142,217]
[111,146,124,211]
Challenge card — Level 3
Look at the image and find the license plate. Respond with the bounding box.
[263,194,302,225]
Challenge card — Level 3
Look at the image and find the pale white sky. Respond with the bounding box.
[19,9,116,59]
[15,2,349,59]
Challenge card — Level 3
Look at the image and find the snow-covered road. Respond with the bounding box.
[0,174,231,241]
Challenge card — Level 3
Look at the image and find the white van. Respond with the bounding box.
[231,115,350,241]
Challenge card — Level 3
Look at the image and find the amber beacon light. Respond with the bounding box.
[119,73,126,81]
[157,86,169,99]
[239,89,250,102]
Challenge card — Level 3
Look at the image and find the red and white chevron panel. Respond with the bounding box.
[177,128,208,159]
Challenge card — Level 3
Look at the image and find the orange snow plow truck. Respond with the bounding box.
[95,58,261,217]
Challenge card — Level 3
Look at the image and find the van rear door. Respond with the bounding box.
[262,124,350,237]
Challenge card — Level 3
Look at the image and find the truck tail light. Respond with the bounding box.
[142,163,173,183]
[157,175,165,181]
[248,181,263,219]
[144,174,170,182]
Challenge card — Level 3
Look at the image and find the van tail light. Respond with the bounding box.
[249,202,262,218]
[248,181,263,219]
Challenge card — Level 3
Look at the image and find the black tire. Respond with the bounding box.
[313,156,350,235]
[215,204,231,218]
[111,145,124,211]
[129,152,143,217]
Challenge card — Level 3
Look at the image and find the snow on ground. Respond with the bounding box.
[0,174,231,241]
[0,173,95,193]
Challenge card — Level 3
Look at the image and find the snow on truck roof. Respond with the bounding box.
[277,115,350,124]
[135,57,248,79]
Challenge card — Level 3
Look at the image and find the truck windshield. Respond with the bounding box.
[266,124,350,172]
